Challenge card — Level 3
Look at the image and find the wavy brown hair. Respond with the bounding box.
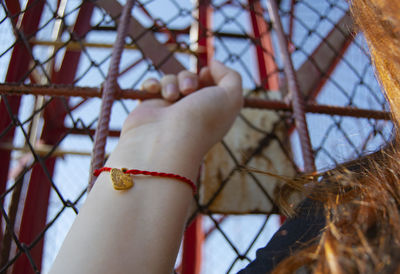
[271,0,400,273]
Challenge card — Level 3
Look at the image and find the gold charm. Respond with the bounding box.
[110,168,134,190]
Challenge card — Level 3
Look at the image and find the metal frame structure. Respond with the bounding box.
[9,2,95,273]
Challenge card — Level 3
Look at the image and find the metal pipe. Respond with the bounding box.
[30,39,196,54]
[0,142,97,157]
[0,84,391,120]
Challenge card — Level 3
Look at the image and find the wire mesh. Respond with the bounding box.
[0,0,393,273]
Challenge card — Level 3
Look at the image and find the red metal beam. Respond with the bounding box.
[4,0,21,25]
[96,0,185,74]
[285,13,354,101]
[182,218,204,274]
[195,0,213,68]
[0,0,46,247]
[248,0,279,90]
[12,3,95,273]
[0,1,42,267]
[181,1,212,273]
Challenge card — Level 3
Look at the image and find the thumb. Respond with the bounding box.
[209,60,243,106]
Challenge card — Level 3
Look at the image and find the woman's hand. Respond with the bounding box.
[109,60,243,179]
[50,61,242,274]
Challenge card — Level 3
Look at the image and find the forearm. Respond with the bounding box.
[50,135,200,274]
[50,60,243,274]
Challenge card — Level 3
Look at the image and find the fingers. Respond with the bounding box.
[160,75,180,101]
[209,60,242,94]
[177,71,198,95]
[141,78,161,94]
[140,61,242,107]
[198,67,214,88]
[141,71,200,102]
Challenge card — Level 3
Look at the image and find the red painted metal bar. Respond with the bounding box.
[181,1,212,273]
[11,159,55,274]
[0,0,46,245]
[307,26,354,100]
[0,164,27,268]
[182,218,204,274]
[292,13,354,101]
[248,0,279,90]
[267,0,315,173]
[4,0,21,25]
[12,3,95,273]
[0,0,23,247]
[195,0,212,75]
[96,0,185,74]
[195,0,213,67]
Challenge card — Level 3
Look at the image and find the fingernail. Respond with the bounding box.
[165,83,177,98]
[182,78,195,91]
[145,79,159,93]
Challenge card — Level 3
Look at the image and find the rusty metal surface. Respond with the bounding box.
[0,83,390,120]
[200,93,298,214]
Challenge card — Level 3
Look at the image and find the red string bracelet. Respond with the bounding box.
[93,167,197,195]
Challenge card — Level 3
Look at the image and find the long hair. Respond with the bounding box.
[271,0,400,273]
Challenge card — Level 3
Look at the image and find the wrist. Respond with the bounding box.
[106,130,202,182]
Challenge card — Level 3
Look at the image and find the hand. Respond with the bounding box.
[50,61,243,274]
[109,60,243,179]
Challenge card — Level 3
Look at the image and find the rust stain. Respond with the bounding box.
[200,93,300,214]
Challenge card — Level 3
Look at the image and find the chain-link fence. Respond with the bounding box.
[0,0,392,273]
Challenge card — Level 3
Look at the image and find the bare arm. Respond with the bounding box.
[49,61,242,274]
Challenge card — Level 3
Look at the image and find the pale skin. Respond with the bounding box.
[49,60,243,274]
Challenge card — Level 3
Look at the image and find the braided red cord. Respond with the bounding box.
[93,167,197,195]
